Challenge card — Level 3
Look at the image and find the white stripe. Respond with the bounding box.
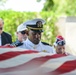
[61,70,76,75]
[0,48,28,54]
[39,55,76,72]
[0,52,53,68]
[0,69,76,75]
[0,70,41,75]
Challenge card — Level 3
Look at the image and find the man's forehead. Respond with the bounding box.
[0,20,3,23]
[30,29,42,33]
[57,45,65,47]
[0,22,3,26]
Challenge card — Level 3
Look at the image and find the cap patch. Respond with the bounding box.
[36,21,43,28]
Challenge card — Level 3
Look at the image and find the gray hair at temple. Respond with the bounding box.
[0,18,4,24]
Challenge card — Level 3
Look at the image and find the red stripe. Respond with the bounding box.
[0,54,67,73]
[0,50,38,61]
[48,60,76,75]
[0,45,14,48]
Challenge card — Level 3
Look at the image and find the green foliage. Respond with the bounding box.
[1,0,76,45]
[37,0,54,11]
[40,11,57,44]
[64,0,76,16]
[0,10,57,45]
[42,0,54,11]
[0,10,38,41]
[38,0,76,16]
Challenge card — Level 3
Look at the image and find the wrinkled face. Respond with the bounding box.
[17,30,28,42]
[0,20,3,34]
[55,45,65,54]
[28,30,42,44]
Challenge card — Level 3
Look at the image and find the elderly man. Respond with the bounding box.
[0,18,12,46]
[54,35,66,54]
[20,18,56,54]
[11,23,28,47]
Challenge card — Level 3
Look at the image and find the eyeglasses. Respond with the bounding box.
[0,27,3,30]
[20,31,26,35]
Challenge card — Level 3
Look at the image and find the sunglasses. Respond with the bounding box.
[20,31,26,35]
[0,27,3,30]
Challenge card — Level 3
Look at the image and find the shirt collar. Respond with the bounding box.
[26,38,41,47]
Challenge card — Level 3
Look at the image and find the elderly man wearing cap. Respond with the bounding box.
[11,23,28,47]
[54,35,66,54]
[20,18,56,54]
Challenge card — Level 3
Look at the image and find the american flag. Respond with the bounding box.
[0,46,76,75]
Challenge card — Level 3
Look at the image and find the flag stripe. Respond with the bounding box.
[39,55,76,72]
[0,50,38,61]
[61,70,76,75]
[48,60,76,75]
[0,47,76,75]
[0,54,67,73]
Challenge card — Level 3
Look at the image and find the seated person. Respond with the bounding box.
[54,35,66,54]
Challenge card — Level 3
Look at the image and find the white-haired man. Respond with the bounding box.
[11,23,28,47]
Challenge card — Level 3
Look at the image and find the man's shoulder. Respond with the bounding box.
[41,42,52,46]
[11,40,23,47]
[3,31,11,36]
[41,42,56,53]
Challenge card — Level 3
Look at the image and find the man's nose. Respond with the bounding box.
[61,48,64,52]
[35,33,40,38]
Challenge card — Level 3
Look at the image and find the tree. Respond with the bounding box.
[42,0,54,11]
[37,0,76,16]
[37,0,54,11]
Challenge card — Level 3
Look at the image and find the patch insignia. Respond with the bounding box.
[42,50,47,52]
[36,21,42,28]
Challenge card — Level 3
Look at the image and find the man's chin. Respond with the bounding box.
[33,40,40,44]
[34,42,39,44]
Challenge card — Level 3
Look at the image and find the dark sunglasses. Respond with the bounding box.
[20,31,26,35]
[0,27,3,30]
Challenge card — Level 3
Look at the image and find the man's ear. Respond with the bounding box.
[16,32,18,36]
[25,30,29,36]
